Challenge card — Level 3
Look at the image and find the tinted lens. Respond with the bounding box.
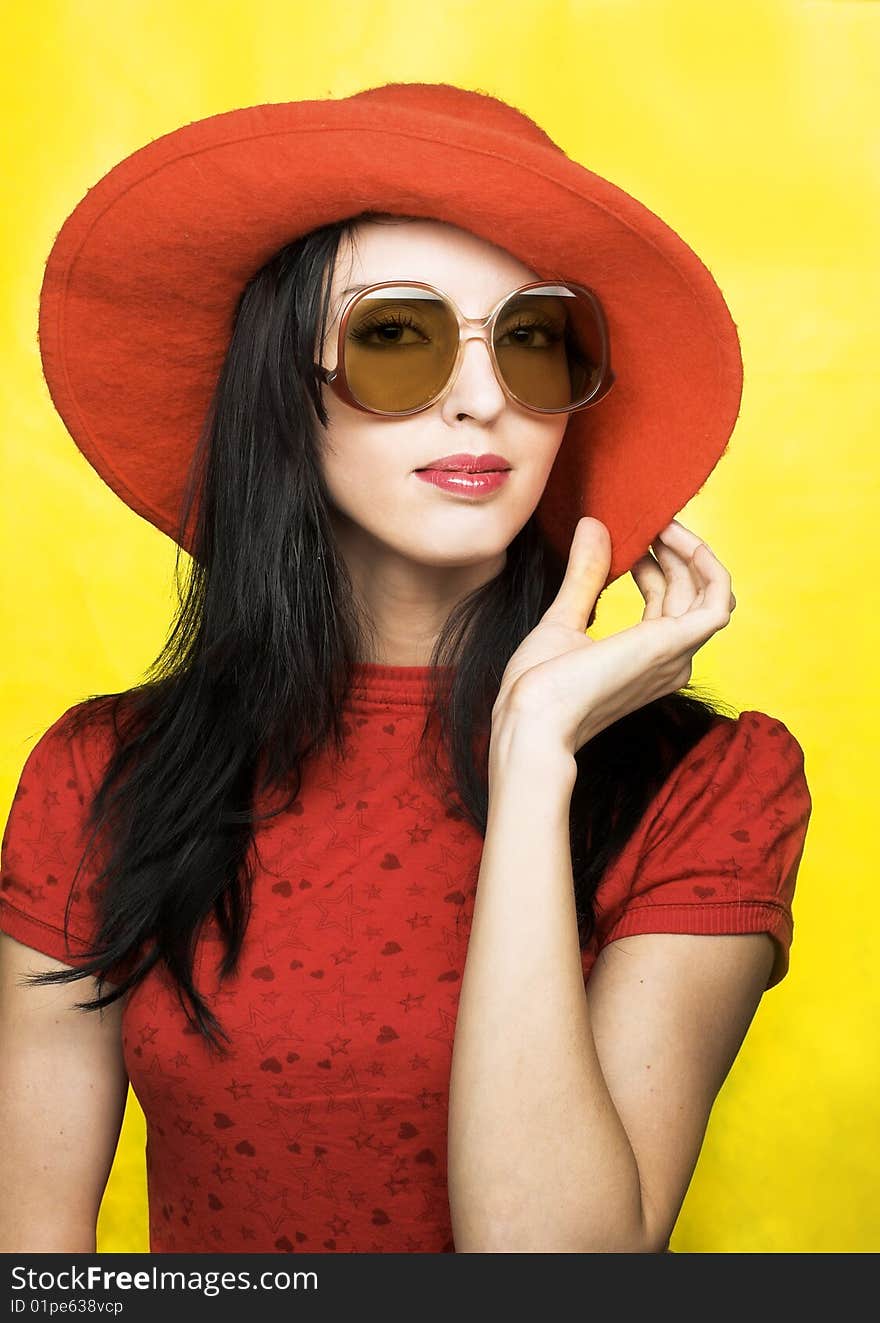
[492,285,605,411]
[341,283,606,414]
[343,287,459,412]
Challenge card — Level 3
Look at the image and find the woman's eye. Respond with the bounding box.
[497,320,561,348]
[373,322,416,344]
[350,316,429,345]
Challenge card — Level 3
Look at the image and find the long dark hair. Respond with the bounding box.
[24,211,738,1054]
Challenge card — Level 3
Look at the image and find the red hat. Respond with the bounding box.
[37,81,742,585]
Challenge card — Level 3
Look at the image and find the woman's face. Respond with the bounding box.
[316,219,570,577]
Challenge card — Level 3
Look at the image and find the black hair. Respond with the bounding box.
[23,210,738,1054]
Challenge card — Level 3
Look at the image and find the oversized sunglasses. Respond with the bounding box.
[313,279,616,417]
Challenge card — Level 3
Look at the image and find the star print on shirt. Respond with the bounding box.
[0,686,810,1251]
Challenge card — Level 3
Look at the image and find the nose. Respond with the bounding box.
[439,332,508,423]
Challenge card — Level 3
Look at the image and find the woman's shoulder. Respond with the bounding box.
[641,705,811,851]
[591,706,813,987]
[709,706,805,757]
[0,696,126,963]
[672,705,807,785]
[14,695,123,794]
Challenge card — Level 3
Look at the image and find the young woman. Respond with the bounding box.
[0,83,812,1254]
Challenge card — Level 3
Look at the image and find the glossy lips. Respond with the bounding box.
[415,469,510,496]
[414,451,511,497]
[416,452,511,473]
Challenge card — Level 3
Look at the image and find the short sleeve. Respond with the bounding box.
[0,702,129,981]
[593,710,813,989]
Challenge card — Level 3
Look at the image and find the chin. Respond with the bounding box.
[407,532,511,569]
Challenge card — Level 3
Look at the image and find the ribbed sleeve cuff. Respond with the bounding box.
[599,900,793,989]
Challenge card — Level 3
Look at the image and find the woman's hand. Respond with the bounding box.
[491,516,736,758]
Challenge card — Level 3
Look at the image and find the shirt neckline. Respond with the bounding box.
[346,662,454,710]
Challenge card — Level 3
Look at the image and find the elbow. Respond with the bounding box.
[454,1214,672,1255]
[449,1175,672,1253]
[0,1225,98,1254]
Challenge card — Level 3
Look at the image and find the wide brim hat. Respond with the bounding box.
[37,80,743,585]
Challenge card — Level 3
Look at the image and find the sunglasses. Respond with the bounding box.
[313,279,615,417]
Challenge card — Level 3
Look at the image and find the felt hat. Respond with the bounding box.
[37,80,743,585]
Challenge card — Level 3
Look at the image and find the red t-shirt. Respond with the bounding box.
[0,664,812,1253]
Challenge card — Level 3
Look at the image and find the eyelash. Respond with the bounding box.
[349,313,424,341]
[504,315,559,338]
[349,313,562,341]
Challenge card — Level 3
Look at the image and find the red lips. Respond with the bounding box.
[416,452,511,472]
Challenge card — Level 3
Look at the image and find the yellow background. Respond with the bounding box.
[1,0,877,1253]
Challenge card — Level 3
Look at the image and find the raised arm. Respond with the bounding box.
[447,515,775,1251]
[446,738,773,1252]
[0,933,129,1252]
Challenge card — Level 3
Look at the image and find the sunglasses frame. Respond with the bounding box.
[312,278,616,417]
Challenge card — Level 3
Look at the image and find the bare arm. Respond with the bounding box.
[446,726,773,1253]
[0,933,129,1252]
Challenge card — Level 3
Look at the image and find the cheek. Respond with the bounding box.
[319,416,413,525]
[527,418,570,489]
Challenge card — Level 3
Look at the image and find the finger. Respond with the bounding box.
[657,520,736,614]
[542,517,612,632]
[661,545,733,639]
[630,552,667,621]
[689,541,737,620]
[650,533,702,617]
